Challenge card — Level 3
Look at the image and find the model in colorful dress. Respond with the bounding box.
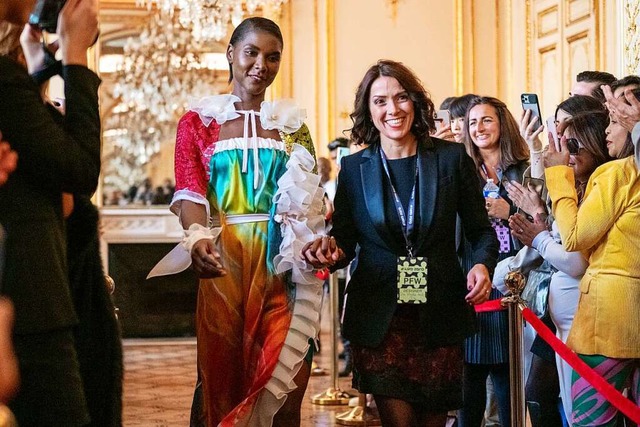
[150,17,324,427]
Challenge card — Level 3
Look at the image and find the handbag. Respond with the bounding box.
[521,259,556,318]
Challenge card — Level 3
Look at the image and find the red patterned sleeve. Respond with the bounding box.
[170,111,219,217]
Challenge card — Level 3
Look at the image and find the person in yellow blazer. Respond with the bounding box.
[543,104,640,426]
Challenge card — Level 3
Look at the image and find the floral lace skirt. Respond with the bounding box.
[351,306,463,412]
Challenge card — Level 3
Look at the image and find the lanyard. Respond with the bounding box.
[380,149,418,257]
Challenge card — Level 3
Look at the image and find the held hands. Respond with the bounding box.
[509,212,547,247]
[58,0,99,66]
[543,134,570,168]
[505,180,545,218]
[465,264,493,305]
[602,85,640,133]
[300,235,345,269]
[191,239,227,278]
[485,196,510,220]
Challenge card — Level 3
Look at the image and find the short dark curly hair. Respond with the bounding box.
[349,60,436,146]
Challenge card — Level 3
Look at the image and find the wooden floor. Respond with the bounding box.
[122,304,361,427]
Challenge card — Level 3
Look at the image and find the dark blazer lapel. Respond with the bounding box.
[414,137,438,253]
[360,145,400,251]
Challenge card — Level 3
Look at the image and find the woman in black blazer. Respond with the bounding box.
[302,60,498,426]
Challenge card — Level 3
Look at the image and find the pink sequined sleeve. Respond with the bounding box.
[170,111,220,218]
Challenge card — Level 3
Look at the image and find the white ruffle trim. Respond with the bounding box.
[189,94,241,127]
[260,99,306,134]
[240,269,323,426]
[272,143,327,285]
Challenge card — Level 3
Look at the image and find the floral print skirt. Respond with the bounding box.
[351,306,463,412]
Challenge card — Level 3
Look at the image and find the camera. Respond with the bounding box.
[29,0,67,33]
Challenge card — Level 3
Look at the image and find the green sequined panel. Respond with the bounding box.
[279,123,317,173]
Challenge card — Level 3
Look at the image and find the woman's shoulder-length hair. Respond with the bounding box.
[462,96,530,172]
[349,59,436,146]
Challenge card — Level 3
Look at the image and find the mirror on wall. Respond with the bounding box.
[98,4,230,208]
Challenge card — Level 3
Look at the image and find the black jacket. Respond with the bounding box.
[331,138,498,348]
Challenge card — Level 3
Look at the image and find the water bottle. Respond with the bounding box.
[483,178,500,199]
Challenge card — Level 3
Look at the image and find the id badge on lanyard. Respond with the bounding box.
[397,256,428,304]
[380,149,429,304]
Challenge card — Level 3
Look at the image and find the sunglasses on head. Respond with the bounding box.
[565,138,584,155]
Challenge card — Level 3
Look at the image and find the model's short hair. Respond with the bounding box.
[227,17,283,83]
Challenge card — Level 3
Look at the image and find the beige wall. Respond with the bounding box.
[282,0,625,156]
[288,0,457,157]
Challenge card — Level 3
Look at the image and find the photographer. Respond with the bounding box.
[0,0,101,425]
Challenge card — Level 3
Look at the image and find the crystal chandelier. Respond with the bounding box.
[104,12,221,190]
[135,0,289,42]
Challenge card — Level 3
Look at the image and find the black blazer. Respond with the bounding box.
[331,138,498,348]
[0,57,101,334]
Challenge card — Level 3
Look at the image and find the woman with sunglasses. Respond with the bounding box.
[544,99,640,425]
[507,110,611,425]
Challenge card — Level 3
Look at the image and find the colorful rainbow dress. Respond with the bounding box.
[152,95,325,426]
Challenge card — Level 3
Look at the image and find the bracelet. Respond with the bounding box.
[530,148,545,154]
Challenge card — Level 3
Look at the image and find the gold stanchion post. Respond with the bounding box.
[311,272,353,405]
[503,271,527,426]
[336,393,381,426]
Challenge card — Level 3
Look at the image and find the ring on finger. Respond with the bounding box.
[519,228,524,233]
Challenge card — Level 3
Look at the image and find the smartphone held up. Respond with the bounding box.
[546,116,560,151]
[521,93,542,126]
[29,0,67,33]
[434,110,451,132]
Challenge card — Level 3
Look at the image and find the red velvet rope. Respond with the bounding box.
[474,299,506,313]
[521,305,640,424]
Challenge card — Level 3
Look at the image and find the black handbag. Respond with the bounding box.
[521,259,556,318]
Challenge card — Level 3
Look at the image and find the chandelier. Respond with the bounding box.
[104,12,221,191]
[135,0,289,42]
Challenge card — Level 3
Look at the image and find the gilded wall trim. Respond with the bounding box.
[326,0,335,139]
[565,0,591,26]
[537,5,559,38]
[623,0,640,75]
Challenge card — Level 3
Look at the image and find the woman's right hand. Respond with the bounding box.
[57,0,99,66]
[191,239,227,278]
[519,109,544,151]
[300,236,344,269]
